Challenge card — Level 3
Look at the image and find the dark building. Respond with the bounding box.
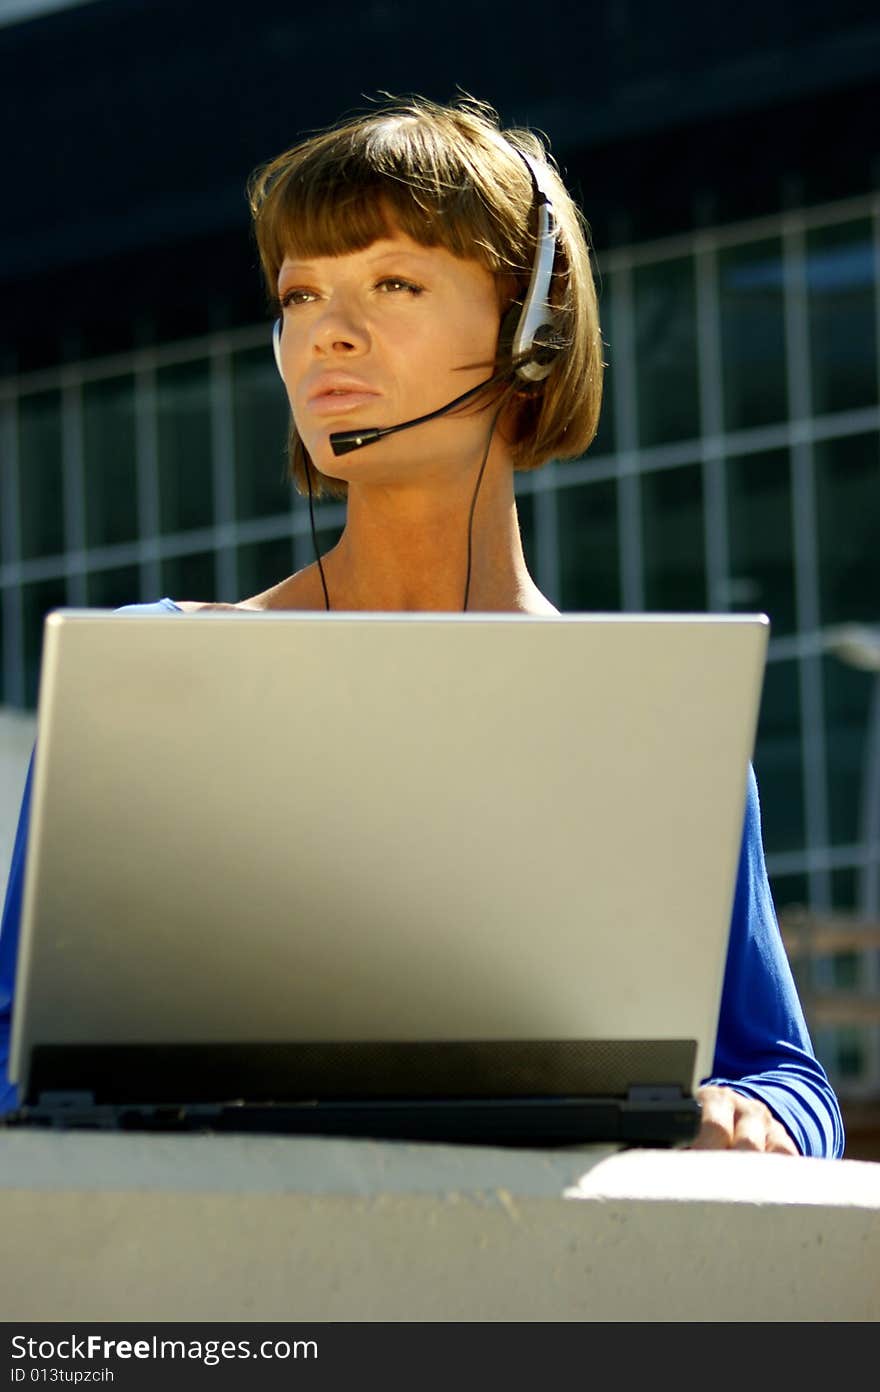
[1,0,879,1131]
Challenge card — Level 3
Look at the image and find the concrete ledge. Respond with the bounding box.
[1,1134,878,1321]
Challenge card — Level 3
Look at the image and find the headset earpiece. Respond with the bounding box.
[500,148,564,384]
[272,318,284,380]
[499,303,565,388]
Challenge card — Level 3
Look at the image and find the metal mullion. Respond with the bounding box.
[767,843,879,877]
[15,508,350,585]
[528,402,880,500]
[783,224,831,921]
[695,236,729,613]
[874,199,880,412]
[866,200,880,1092]
[634,404,879,475]
[210,345,238,602]
[860,676,880,921]
[601,190,876,278]
[61,369,87,605]
[609,264,643,612]
[2,322,272,405]
[134,357,161,601]
[864,203,880,924]
[0,397,24,707]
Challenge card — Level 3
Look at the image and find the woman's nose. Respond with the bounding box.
[311,298,369,355]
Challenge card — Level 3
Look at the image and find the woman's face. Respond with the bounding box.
[276,225,505,486]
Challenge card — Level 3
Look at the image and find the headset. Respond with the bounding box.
[497,148,562,383]
[270,144,563,455]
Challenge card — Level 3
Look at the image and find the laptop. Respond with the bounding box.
[4,609,769,1147]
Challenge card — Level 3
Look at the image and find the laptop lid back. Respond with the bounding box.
[9,611,768,1104]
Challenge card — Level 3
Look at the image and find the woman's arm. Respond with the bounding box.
[699,765,846,1158]
[0,750,34,1113]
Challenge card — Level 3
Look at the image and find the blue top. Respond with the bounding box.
[0,599,845,1157]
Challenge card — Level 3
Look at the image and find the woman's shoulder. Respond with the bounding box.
[114,598,277,615]
[172,601,262,613]
[168,568,328,614]
[114,598,183,615]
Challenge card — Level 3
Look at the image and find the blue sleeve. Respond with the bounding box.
[703,766,846,1158]
[115,599,182,615]
[0,752,34,1114]
[0,600,180,1113]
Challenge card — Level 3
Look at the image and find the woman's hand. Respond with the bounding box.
[692,1085,800,1154]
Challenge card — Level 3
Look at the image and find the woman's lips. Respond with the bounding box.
[307,391,381,416]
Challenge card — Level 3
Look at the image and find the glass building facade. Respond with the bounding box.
[1,190,878,1099]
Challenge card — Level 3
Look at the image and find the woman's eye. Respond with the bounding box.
[376,278,423,296]
[278,279,423,308]
[279,288,318,308]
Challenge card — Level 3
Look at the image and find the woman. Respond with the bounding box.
[0,96,844,1156]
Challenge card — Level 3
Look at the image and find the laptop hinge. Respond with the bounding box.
[36,1090,97,1108]
[626,1085,686,1104]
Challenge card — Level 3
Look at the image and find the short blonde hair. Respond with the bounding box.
[247,95,604,499]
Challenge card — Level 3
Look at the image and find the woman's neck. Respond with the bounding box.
[313,466,555,614]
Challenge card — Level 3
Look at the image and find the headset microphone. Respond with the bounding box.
[271,147,562,458]
[327,368,512,456]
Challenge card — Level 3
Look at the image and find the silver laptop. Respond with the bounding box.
[6,609,769,1146]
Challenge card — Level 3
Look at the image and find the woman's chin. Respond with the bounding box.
[309,447,364,482]
[305,428,379,476]
[307,433,403,482]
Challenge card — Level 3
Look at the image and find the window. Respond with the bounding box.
[634,257,700,447]
[557,478,620,612]
[754,660,805,855]
[232,347,290,522]
[807,219,877,417]
[18,391,64,560]
[642,465,706,611]
[726,448,795,634]
[82,376,138,549]
[815,431,880,628]
[157,361,214,534]
[718,237,788,431]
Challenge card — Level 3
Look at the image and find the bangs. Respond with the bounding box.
[249,113,532,301]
